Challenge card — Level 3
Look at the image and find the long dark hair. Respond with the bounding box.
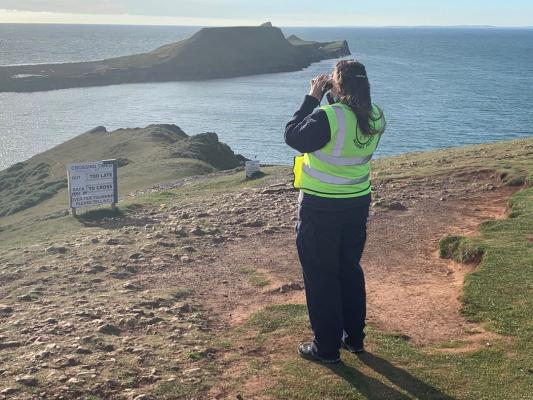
[335,60,382,135]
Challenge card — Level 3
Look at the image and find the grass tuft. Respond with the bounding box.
[439,235,485,263]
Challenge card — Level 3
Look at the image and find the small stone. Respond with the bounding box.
[123,282,140,290]
[99,343,116,352]
[134,395,153,400]
[106,238,120,245]
[146,317,164,325]
[156,241,176,248]
[387,202,408,211]
[75,346,92,354]
[243,219,265,228]
[90,238,100,244]
[0,341,22,350]
[45,318,58,324]
[277,282,304,293]
[173,227,188,237]
[0,388,18,396]
[190,226,205,236]
[66,377,83,385]
[0,304,13,315]
[87,264,107,274]
[129,253,144,260]
[180,256,191,263]
[98,323,122,336]
[16,294,33,302]
[171,303,194,314]
[46,246,67,254]
[182,246,196,253]
[15,375,38,386]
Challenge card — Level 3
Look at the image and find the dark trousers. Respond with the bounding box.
[296,204,368,359]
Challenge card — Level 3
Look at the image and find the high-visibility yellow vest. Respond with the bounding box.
[293,102,385,198]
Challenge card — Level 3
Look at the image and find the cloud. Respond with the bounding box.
[0,0,127,14]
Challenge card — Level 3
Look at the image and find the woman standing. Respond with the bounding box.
[285,60,386,364]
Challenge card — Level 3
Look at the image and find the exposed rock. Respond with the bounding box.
[46,246,67,254]
[98,343,116,352]
[134,395,154,400]
[191,226,206,236]
[242,219,265,228]
[106,238,120,246]
[273,282,305,294]
[15,375,38,386]
[98,323,122,336]
[0,341,22,350]
[0,304,13,315]
[0,388,19,396]
[16,294,34,302]
[75,346,92,354]
[123,282,141,291]
[146,317,165,325]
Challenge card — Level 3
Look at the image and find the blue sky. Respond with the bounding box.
[0,0,532,26]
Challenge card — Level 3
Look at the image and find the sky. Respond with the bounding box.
[0,0,532,27]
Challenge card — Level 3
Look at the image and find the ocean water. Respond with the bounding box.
[0,24,532,170]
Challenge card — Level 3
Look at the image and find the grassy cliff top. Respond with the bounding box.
[0,124,244,218]
[0,136,531,399]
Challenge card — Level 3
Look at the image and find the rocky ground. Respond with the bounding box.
[0,164,522,399]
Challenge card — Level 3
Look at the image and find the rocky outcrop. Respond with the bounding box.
[0,24,350,93]
[0,124,245,216]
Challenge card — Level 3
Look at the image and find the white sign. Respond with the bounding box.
[67,160,118,209]
[245,160,261,178]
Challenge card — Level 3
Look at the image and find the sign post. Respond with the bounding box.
[67,160,118,215]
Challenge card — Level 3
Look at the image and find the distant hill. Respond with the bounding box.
[0,124,245,216]
[0,24,350,92]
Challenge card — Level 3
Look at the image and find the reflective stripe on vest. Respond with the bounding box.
[332,106,346,157]
[303,165,370,185]
[312,150,373,166]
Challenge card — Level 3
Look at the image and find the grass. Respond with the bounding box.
[239,266,272,288]
[439,236,485,263]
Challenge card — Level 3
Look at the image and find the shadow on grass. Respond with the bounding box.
[74,206,157,229]
[327,352,455,400]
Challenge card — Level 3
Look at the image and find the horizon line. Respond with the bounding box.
[1,22,532,29]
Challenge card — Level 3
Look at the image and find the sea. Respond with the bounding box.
[0,24,532,170]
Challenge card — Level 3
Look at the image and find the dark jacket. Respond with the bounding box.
[285,95,371,210]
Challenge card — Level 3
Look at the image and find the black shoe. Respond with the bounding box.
[341,339,365,354]
[297,342,340,364]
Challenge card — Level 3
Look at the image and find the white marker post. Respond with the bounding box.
[245,160,261,179]
[67,160,118,216]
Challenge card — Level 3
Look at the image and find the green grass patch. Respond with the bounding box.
[239,266,272,287]
[439,235,485,263]
[461,187,533,336]
[247,304,308,334]
[153,379,208,400]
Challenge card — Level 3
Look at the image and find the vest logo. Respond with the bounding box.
[353,127,376,149]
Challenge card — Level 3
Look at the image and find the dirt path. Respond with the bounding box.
[196,185,514,345]
[181,171,516,346]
